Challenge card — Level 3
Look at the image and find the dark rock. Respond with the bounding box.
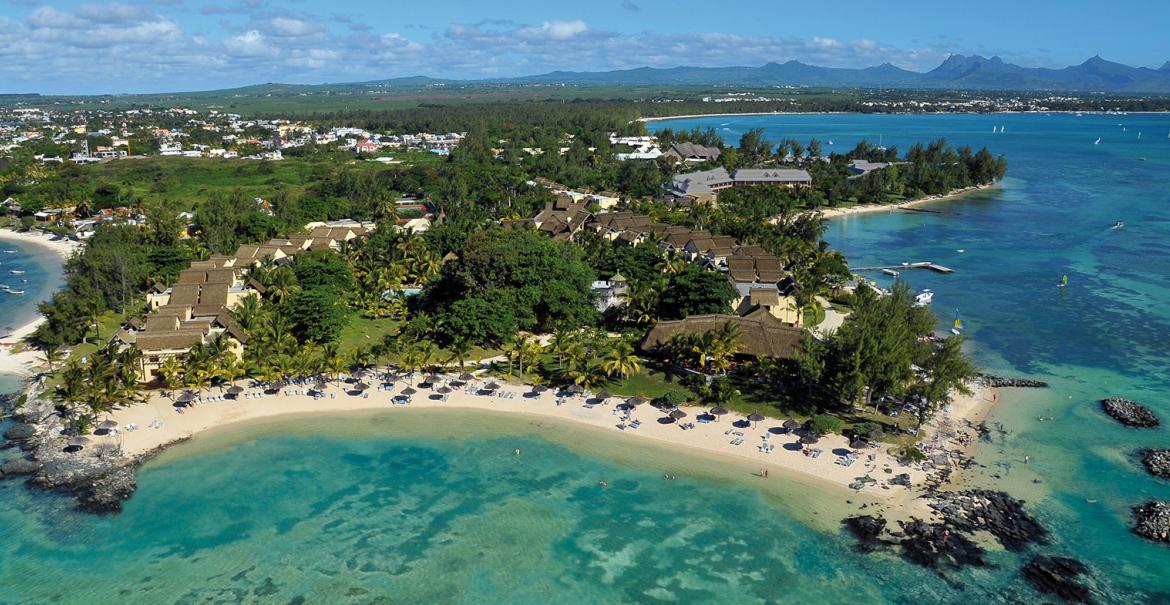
[0,457,39,476]
[1133,500,1170,543]
[1022,556,1095,604]
[75,465,137,514]
[1101,398,1160,428]
[977,374,1048,388]
[3,423,36,441]
[897,519,987,570]
[1140,449,1170,479]
[926,489,1048,551]
[842,515,887,553]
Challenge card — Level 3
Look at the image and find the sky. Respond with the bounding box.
[1,0,1168,94]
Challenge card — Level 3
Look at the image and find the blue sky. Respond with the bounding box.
[2,0,1167,94]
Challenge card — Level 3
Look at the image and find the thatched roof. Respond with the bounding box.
[640,309,803,359]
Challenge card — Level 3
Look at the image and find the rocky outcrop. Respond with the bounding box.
[3,423,36,442]
[74,465,138,513]
[0,456,39,476]
[842,515,887,553]
[1022,556,1096,604]
[1101,398,1160,428]
[976,374,1048,388]
[897,519,988,570]
[1140,449,1170,479]
[1132,500,1170,543]
[926,489,1048,551]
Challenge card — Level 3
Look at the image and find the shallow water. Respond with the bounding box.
[3,114,1170,602]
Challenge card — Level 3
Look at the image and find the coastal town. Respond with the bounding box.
[0,33,1167,601]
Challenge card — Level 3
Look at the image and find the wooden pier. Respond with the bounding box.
[853,262,954,274]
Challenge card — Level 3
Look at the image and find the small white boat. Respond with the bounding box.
[913,289,934,307]
[881,268,900,277]
[2,250,14,254]
[1112,220,1125,230]
[10,270,24,275]
[5,289,24,295]
[956,249,965,253]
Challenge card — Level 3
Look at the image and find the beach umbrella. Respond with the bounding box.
[595,391,612,402]
[99,420,119,430]
[851,439,869,450]
[567,384,584,394]
[458,372,475,382]
[867,429,885,439]
[669,409,687,421]
[800,434,820,445]
[426,374,443,385]
[354,382,370,392]
[67,436,90,451]
[747,412,765,427]
[710,406,729,417]
[626,396,648,407]
[226,385,245,396]
[484,381,501,391]
[436,386,452,394]
[783,419,802,431]
[401,387,417,396]
[531,384,549,394]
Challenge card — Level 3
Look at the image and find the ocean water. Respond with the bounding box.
[0,236,65,392]
[2,114,1170,603]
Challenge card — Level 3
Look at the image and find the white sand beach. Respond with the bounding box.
[813,184,997,220]
[0,229,79,376]
[104,373,997,504]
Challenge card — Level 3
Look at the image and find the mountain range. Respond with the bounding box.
[360,55,1170,94]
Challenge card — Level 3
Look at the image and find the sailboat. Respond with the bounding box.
[1094,137,1101,145]
[1058,274,1069,289]
[1138,131,1142,140]
[951,309,964,335]
[876,134,886,152]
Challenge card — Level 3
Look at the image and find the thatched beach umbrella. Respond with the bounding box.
[851,438,869,450]
[626,396,648,407]
[567,384,584,395]
[353,382,370,392]
[669,409,687,421]
[436,386,452,394]
[425,374,443,385]
[458,372,475,382]
[595,391,613,402]
[226,385,245,396]
[783,419,802,431]
[401,387,417,397]
[99,420,119,430]
[868,428,885,440]
[800,434,820,445]
[747,412,765,427]
[67,436,90,451]
[484,381,501,391]
[531,384,549,394]
[710,406,729,420]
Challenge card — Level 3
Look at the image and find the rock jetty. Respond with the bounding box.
[1022,556,1096,604]
[1140,449,1170,479]
[1132,500,1170,543]
[1101,398,1160,428]
[976,374,1048,388]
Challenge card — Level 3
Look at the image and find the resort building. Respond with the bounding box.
[663,142,722,163]
[640,308,804,361]
[670,167,813,204]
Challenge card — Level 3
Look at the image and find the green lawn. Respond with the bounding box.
[335,316,403,355]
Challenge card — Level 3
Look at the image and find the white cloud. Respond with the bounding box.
[268,17,321,38]
[225,29,272,56]
[517,20,588,41]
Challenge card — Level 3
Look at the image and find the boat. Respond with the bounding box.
[827,140,834,145]
[1094,137,1101,145]
[913,289,934,307]
[876,134,886,152]
[5,289,24,295]
[1058,274,1069,288]
[2,250,14,254]
[1112,220,1125,230]
[9,270,24,275]
[951,309,964,335]
[956,249,965,253]
[1139,157,1147,161]
[881,268,900,277]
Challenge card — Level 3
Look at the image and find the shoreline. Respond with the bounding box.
[640,109,1170,123]
[99,375,996,511]
[0,229,78,377]
[814,184,999,220]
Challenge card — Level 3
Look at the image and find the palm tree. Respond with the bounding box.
[158,356,184,394]
[446,336,473,370]
[602,340,641,381]
[549,327,575,371]
[323,343,347,385]
[232,293,263,333]
[36,341,63,371]
[266,266,299,304]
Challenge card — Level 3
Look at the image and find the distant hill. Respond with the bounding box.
[343,55,1170,94]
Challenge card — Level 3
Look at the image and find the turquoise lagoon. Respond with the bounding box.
[3,112,1170,603]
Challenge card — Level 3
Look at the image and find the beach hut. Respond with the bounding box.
[747,412,765,427]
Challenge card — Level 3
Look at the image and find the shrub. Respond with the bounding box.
[807,413,845,435]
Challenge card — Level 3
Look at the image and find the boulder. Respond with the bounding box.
[1133,500,1170,543]
[842,515,887,553]
[0,457,39,476]
[3,423,36,441]
[1140,449,1170,479]
[1101,398,1160,428]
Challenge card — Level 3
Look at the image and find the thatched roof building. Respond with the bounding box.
[640,308,803,359]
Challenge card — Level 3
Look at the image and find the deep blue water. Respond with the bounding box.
[2,114,1170,603]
